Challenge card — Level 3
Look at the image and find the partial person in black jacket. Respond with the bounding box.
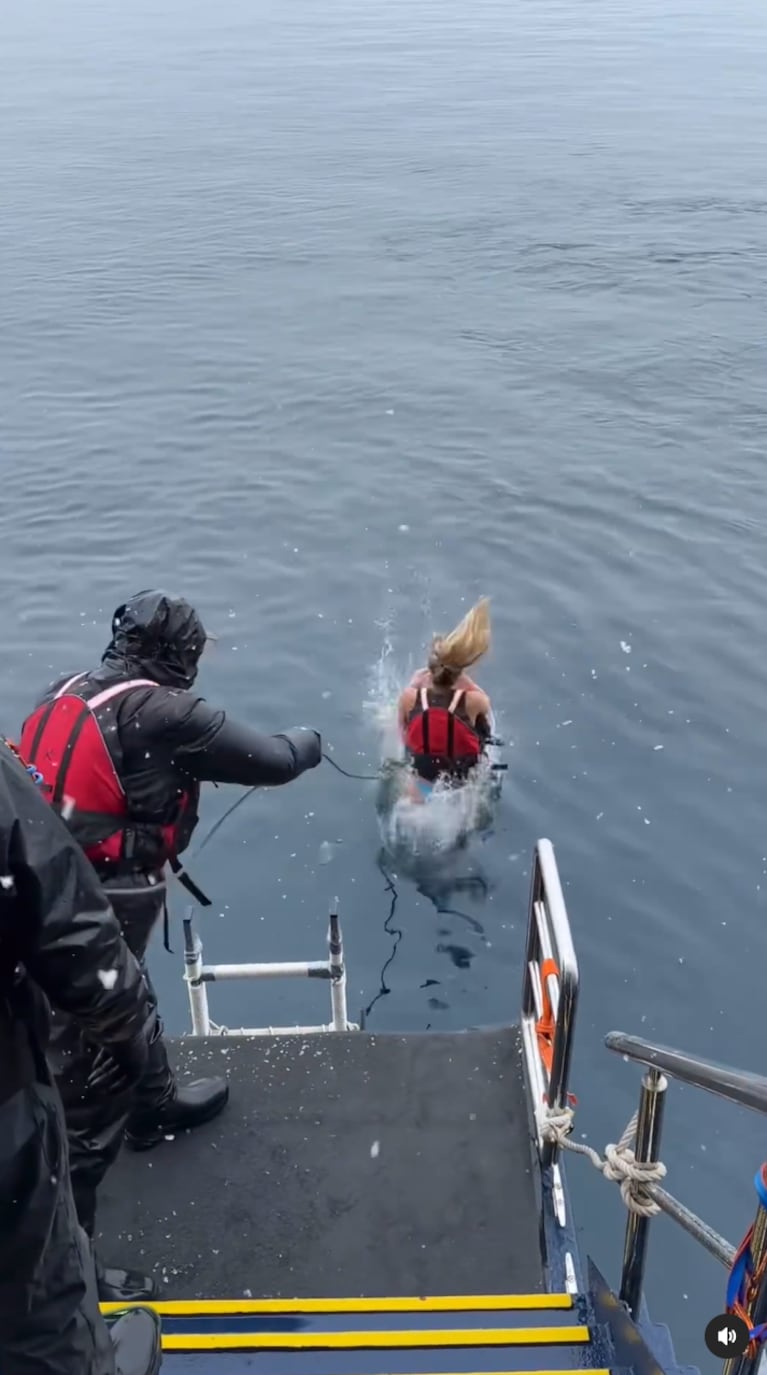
[20,588,323,1303]
[0,739,162,1375]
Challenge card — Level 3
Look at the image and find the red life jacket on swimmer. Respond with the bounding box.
[19,673,199,885]
[404,686,483,783]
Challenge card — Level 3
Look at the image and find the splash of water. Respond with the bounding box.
[381,765,497,859]
[364,613,411,763]
[364,612,499,860]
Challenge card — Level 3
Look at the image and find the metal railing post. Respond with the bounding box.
[183,913,211,1036]
[618,1067,667,1317]
[328,902,349,1032]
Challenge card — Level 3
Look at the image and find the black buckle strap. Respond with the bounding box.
[163,861,212,954]
[169,857,212,908]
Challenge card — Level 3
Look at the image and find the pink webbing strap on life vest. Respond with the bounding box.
[417,687,467,756]
[54,676,158,712]
[47,678,158,812]
[418,686,465,713]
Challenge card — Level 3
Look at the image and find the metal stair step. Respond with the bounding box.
[156,1324,591,1353]
[102,1295,600,1367]
[101,1295,577,1318]
[158,1360,619,1375]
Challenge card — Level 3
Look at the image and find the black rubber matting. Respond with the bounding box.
[97,1027,544,1299]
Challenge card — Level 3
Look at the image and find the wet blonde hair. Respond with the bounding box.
[428,597,491,688]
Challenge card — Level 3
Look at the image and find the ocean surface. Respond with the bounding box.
[3,0,767,1364]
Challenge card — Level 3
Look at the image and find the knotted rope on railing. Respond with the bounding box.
[542,1105,667,1217]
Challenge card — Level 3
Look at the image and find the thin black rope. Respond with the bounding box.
[191,750,380,860]
[192,785,259,859]
[321,752,379,780]
[363,852,404,1022]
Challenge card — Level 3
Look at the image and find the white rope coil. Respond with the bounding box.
[542,1106,667,1217]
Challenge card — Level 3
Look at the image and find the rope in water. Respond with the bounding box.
[191,749,382,859]
[321,752,379,780]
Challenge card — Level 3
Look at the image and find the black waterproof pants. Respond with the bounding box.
[0,1078,115,1375]
[49,875,175,1236]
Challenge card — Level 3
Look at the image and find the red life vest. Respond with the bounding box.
[19,673,192,874]
[404,687,482,781]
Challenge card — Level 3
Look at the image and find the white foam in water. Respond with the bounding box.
[364,617,408,763]
[384,768,496,857]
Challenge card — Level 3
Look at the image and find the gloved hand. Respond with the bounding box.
[86,1031,151,1096]
[284,727,322,772]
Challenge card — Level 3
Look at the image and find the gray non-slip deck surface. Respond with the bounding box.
[98,1027,544,1299]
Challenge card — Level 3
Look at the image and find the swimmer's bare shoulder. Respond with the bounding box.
[409,668,481,692]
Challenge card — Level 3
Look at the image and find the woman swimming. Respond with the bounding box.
[397,598,493,799]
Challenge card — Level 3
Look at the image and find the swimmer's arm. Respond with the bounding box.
[466,689,493,738]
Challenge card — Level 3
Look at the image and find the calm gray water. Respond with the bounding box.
[3,0,767,1363]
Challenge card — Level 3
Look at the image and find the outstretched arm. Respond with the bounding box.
[136,691,322,786]
[177,717,322,785]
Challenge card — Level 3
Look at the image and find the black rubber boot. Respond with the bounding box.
[126,1075,230,1151]
[109,1306,163,1375]
[96,1251,157,1302]
[125,1012,229,1150]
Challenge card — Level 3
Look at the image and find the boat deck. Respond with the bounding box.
[98,1026,545,1300]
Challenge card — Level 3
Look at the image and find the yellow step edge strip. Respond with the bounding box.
[401,1371,610,1375]
[101,1293,573,1316]
[160,1325,591,1351]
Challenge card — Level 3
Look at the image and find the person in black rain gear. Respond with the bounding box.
[0,737,162,1375]
[20,588,323,1303]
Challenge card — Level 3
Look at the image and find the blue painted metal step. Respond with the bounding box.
[102,1293,604,1371]
[158,1360,619,1375]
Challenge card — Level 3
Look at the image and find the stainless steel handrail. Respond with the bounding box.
[606,1030,767,1372]
[606,1031,767,1116]
[521,839,579,1167]
[519,848,765,1365]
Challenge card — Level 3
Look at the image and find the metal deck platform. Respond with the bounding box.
[93,841,709,1374]
[97,1027,544,1300]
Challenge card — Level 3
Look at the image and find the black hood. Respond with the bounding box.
[102,590,207,689]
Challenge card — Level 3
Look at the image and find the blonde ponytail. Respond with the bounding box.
[428,597,491,687]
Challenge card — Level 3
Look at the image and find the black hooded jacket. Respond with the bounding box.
[0,740,156,1102]
[26,591,321,864]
